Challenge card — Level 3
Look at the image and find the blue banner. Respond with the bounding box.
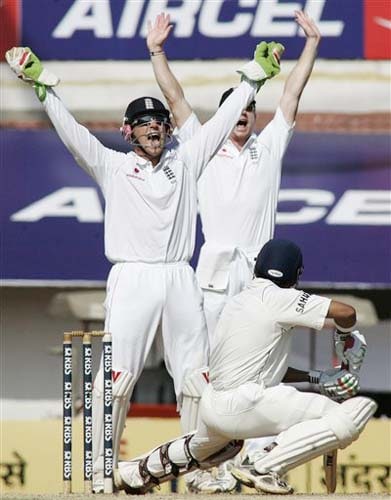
[1,128,390,287]
[20,0,363,60]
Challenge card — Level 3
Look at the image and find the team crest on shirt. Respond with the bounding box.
[249,146,259,161]
[163,165,176,184]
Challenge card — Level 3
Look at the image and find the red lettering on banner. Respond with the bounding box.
[364,0,391,59]
[0,0,21,55]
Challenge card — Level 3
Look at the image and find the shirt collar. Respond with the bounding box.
[242,133,257,150]
[132,149,173,173]
[225,133,257,154]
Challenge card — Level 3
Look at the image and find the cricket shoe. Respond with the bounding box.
[231,465,293,495]
[115,461,158,495]
[93,472,120,494]
[186,463,237,494]
[231,453,293,495]
[92,469,104,493]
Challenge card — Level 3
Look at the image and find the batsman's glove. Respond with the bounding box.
[334,330,367,375]
[309,368,360,402]
[237,41,284,89]
[5,47,59,101]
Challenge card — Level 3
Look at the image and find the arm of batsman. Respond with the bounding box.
[334,330,367,375]
[237,41,284,89]
[310,368,360,401]
[5,47,59,101]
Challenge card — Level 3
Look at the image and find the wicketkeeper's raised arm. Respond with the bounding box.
[279,10,321,125]
[5,47,118,187]
[147,13,192,128]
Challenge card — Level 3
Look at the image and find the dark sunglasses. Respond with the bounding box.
[131,114,170,127]
[245,102,256,112]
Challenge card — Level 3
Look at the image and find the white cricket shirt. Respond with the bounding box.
[178,108,294,287]
[42,82,256,264]
[209,278,331,391]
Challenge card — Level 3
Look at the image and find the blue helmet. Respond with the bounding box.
[254,239,304,287]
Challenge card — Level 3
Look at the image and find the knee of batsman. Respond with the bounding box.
[325,397,377,448]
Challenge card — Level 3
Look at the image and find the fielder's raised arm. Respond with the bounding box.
[147,12,285,133]
[279,10,321,125]
[147,13,192,129]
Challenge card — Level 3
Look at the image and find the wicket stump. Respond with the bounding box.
[62,331,113,494]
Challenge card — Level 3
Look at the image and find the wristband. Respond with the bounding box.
[334,330,350,342]
[334,321,356,334]
[150,50,165,57]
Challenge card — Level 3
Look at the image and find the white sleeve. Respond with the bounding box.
[263,286,331,331]
[257,106,294,160]
[173,112,202,143]
[179,80,257,180]
[42,89,124,191]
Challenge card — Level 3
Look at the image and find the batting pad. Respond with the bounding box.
[180,367,209,433]
[254,396,377,475]
[92,369,135,487]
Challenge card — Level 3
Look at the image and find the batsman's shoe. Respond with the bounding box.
[92,460,104,493]
[5,46,59,86]
[231,466,293,495]
[92,478,104,494]
[115,461,158,495]
[238,41,284,88]
[186,465,237,494]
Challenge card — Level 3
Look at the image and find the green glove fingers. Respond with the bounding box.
[254,41,285,80]
[5,46,59,91]
[269,42,285,75]
[238,40,284,90]
[255,41,268,58]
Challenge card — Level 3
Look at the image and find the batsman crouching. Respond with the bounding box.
[114,239,376,495]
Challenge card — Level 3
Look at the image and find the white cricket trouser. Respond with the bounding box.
[189,383,341,460]
[119,385,375,483]
[104,261,209,398]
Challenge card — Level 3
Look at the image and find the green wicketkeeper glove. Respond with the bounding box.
[5,47,59,102]
[237,41,285,89]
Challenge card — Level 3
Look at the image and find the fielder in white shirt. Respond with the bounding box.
[148,10,319,338]
[147,10,321,493]
[114,239,374,495]
[5,43,281,492]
